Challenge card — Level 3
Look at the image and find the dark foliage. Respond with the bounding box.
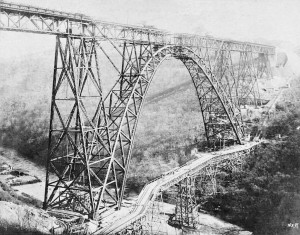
[199,108,300,235]
[0,98,49,166]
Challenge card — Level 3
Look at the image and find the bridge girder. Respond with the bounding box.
[107,143,258,234]
[101,41,245,210]
[44,36,106,218]
[0,1,275,55]
[0,1,278,234]
[0,0,276,226]
[44,35,248,219]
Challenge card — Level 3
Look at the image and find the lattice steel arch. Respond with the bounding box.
[98,43,244,213]
[44,37,245,219]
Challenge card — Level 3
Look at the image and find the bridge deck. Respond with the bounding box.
[0,1,275,54]
[97,141,260,234]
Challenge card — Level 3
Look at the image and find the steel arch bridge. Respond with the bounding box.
[45,37,244,219]
[0,0,275,222]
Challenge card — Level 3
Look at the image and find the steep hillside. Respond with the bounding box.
[1,44,299,193]
[199,100,300,235]
[0,52,204,192]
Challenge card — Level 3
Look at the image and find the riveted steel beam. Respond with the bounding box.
[0,1,275,54]
[44,35,113,219]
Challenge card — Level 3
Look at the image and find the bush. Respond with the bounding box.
[275,103,286,111]
[0,98,49,166]
[198,110,300,235]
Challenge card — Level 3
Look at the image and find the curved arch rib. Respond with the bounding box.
[93,43,244,213]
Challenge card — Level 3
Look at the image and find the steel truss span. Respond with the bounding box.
[98,142,258,234]
[44,36,244,219]
[0,1,275,54]
[44,36,105,218]
[0,0,276,225]
[0,1,276,109]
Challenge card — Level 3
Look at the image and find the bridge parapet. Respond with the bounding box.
[172,33,275,55]
[0,1,275,55]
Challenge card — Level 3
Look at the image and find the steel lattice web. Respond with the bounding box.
[0,0,276,229]
[41,35,272,219]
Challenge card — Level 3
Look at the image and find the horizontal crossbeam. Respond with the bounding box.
[0,1,275,54]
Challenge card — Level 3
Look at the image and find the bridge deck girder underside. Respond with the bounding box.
[43,34,272,220]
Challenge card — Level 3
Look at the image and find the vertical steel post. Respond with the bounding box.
[44,35,104,219]
[172,176,196,228]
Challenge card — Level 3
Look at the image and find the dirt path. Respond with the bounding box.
[0,147,56,202]
[0,147,46,180]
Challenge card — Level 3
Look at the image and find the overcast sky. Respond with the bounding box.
[1,0,300,59]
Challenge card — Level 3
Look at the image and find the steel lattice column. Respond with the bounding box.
[236,50,261,107]
[180,55,243,148]
[212,48,242,148]
[44,35,108,219]
[171,176,196,228]
[44,38,246,219]
[255,53,273,80]
[197,166,218,196]
[98,42,244,215]
[144,193,168,234]
[213,49,239,106]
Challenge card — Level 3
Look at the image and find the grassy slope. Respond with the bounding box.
[2,47,299,214]
[199,102,300,235]
[0,53,206,192]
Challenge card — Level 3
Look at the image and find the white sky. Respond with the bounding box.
[1,0,300,59]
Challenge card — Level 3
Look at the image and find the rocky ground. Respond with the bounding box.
[154,203,253,235]
[0,147,65,234]
[0,201,64,235]
[0,47,299,235]
[0,147,254,234]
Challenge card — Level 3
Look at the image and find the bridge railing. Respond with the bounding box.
[0,1,275,54]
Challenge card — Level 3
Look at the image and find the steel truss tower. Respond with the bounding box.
[172,177,197,228]
[44,37,245,218]
[256,52,273,79]
[0,0,276,227]
[44,36,107,219]
[236,49,273,107]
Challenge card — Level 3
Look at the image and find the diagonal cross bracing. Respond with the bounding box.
[0,0,276,222]
[0,1,275,54]
[97,142,259,234]
[42,31,273,219]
